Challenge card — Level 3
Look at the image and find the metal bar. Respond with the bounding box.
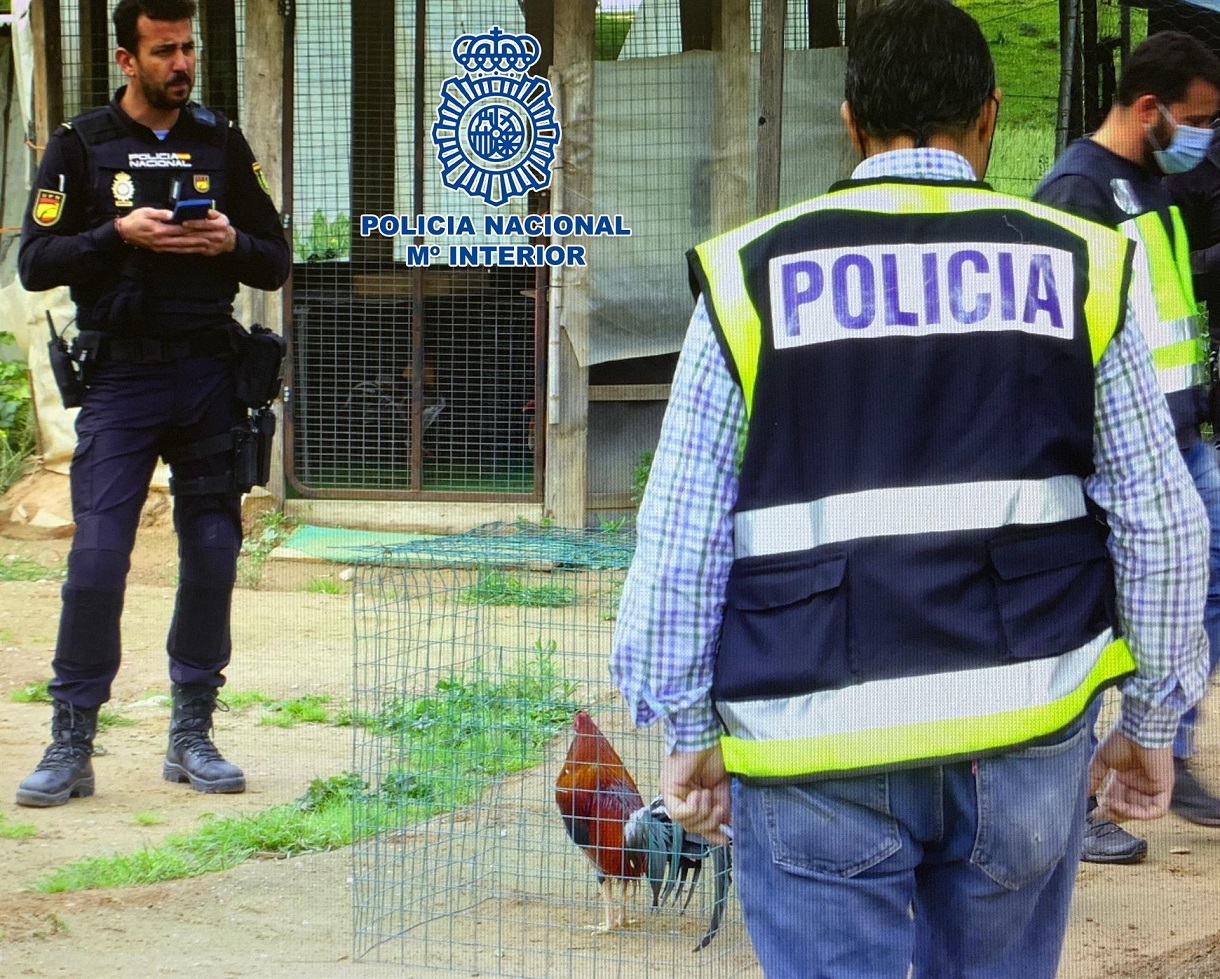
[1056,0,1079,157]
[410,0,425,492]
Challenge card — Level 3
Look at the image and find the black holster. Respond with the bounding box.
[167,408,277,496]
[233,408,277,492]
[235,324,287,410]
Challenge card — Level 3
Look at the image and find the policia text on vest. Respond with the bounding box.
[775,242,1072,344]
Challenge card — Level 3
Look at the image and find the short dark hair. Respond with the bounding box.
[113,0,197,54]
[845,0,995,145]
[1117,31,1220,107]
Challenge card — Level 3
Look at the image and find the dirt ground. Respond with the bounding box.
[3,472,1220,978]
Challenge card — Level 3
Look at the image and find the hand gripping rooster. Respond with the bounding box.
[554,710,732,950]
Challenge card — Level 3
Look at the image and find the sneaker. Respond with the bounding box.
[1082,816,1148,864]
[1170,757,1220,827]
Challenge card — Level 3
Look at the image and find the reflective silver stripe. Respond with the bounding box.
[1158,362,1208,397]
[1144,314,1200,352]
[716,629,1112,742]
[734,475,1086,558]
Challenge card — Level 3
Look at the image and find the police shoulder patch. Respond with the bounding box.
[253,161,270,195]
[32,189,65,227]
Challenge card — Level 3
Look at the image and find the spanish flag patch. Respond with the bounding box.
[33,189,65,227]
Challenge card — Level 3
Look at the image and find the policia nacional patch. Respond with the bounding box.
[33,189,65,226]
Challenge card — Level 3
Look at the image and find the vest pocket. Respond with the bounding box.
[716,552,848,699]
[987,519,1114,660]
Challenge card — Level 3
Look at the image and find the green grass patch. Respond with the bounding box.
[457,571,576,608]
[595,10,634,61]
[222,690,275,710]
[0,337,36,496]
[11,679,52,704]
[353,645,580,783]
[33,649,579,893]
[304,577,348,595]
[259,693,331,728]
[0,812,37,840]
[961,0,1061,130]
[131,813,166,827]
[988,122,1055,198]
[0,556,64,583]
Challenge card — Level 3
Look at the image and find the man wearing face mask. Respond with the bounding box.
[1034,30,1220,864]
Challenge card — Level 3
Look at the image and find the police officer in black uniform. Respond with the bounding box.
[15,0,290,807]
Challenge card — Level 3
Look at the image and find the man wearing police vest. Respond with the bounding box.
[611,1,1208,975]
[1034,31,1220,866]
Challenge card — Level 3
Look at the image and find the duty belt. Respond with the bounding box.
[78,329,234,364]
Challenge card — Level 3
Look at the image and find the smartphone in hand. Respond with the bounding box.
[170,198,214,223]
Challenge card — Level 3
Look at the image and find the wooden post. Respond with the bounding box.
[241,0,288,501]
[31,0,64,152]
[757,0,787,215]
[712,0,752,232]
[548,0,595,528]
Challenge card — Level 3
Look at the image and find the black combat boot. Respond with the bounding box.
[163,683,246,793]
[16,700,99,807]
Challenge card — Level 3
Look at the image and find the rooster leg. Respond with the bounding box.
[594,878,635,932]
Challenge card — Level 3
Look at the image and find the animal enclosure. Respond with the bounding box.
[350,523,760,977]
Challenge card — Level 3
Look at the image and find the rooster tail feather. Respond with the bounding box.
[694,843,732,952]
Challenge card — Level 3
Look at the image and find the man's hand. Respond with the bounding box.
[1088,728,1176,822]
[661,745,731,845]
[115,206,237,256]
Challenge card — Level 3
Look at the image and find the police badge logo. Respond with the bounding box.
[1110,178,1142,216]
[112,171,135,208]
[431,27,560,207]
[33,189,65,226]
[194,173,211,194]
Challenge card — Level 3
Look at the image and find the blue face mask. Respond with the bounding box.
[1149,103,1214,175]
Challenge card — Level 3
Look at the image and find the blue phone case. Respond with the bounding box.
[172,198,214,222]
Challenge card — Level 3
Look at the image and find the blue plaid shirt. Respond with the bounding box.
[610,148,1209,753]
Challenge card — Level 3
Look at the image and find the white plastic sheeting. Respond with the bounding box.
[585,47,856,365]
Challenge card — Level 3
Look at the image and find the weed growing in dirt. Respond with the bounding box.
[11,679,51,703]
[131,813,166,827]
[32,652,580,892]
[97,708,137,731]
[355,645,579,779]
[456,571,575,608]
[222,690,275,710]
[304,576,348,595]
[260,693,332,727]
[0,812,37,839]
[0,556,64,583]
[236,509,293,589]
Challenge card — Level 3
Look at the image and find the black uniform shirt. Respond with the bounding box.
[19,88,290,334]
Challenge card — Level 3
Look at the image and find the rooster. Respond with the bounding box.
[554,710,732,949]
[555,710,647,932]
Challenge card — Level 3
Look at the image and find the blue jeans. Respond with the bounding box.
[732,723,1090,979]
[1176,438,1220,759]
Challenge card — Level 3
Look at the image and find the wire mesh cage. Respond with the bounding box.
[350,523,760,977]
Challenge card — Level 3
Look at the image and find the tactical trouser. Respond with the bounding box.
[51,351,243,707]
